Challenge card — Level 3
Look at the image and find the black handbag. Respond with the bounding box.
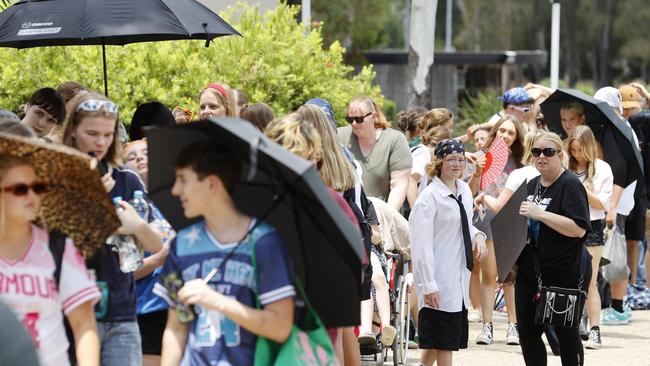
[531,245,589,328]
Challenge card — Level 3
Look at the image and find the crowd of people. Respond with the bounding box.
[0,78,649,366]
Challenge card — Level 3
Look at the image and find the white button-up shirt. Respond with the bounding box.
[409,176,483,313]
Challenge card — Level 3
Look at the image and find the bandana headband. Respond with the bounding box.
[434,138,465,159]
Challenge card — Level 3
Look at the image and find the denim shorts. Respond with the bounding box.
[97,321,142,366]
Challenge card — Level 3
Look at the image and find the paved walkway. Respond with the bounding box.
[364,309,650,365]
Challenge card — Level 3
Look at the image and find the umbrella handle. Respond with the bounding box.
[203,23,211,48]
[247,137,261,181]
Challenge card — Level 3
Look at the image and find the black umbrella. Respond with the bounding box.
[145,118,363,327]
[540,88,643,186]
[0,0,240,95]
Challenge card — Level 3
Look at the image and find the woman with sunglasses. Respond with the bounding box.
[517,132,592,366]
[0,154,101,366]
[470,115,525,346]
[62,92,163,366]
[567,126,613,349]
[337,96,412,211]
[410,139,487,366]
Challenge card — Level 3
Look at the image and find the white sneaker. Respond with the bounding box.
[467,308,482,322]
[585,328,602,350]
[476,323,493,345]
[506,323,520,345]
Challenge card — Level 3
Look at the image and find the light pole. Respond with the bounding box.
[550,0,560,89]
[444,0,454,51]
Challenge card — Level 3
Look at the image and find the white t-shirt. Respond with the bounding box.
[411,144,432,194]
[0,225,101,366]
[576,159,613,220]
[504,165,540,192]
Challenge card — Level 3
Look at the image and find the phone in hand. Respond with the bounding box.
[89,152,109,176]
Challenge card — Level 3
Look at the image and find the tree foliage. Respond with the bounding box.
[0,3,383,124]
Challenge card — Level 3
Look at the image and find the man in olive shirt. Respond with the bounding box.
[338,96,412,211]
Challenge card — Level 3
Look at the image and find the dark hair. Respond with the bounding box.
[396,107,427,134]
[174,141,242,193]
[26,88,66,124]
[234,89,248,107]
[240,103,275,132]
[129,101,175,141]
[56,81,86,103]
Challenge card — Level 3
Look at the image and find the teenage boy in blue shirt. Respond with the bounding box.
[154,142,295,366]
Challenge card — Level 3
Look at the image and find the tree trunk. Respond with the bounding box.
[565,0,580,87]
[596,0,614,87]
[407,0,438,109]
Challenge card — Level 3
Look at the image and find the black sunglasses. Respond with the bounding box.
[1,182,48,196]
[344,112,372,124]
[530,148,559,158]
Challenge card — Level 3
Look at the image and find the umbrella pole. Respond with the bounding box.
[102,42,109,97]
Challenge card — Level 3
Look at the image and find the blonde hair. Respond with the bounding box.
[348,96,390,129]
[425,156,444,179]
[567,125,597,181]
[421,125,452,147]
[418,108,453,133]
[522,131,544,165]
[560,101,585,117]
[297,105,356,191]
[265,113,323,168]
[533,131,567,168]
[61,92,122,166]
[200,82,237,117]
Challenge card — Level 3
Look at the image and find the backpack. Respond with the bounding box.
[48,231,78,366]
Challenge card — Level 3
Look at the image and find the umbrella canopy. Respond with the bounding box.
[540,88,643,186]
[146,118,363,327]
[0,0,240,94]
[0,132,119,258]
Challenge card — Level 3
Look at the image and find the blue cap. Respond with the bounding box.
[112,196,123,204]
[498,87,533,105]
[134,190,143,199]
[305,98,336,130]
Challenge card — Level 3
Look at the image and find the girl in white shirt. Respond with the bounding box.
[410,139,487,366]
[567,125,613,349]
[0,154,101,366]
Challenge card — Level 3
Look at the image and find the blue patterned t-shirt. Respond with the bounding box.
[154,220,295,366]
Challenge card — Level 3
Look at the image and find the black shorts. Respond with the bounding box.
[625,200,647,241]
[585,219,605,246]
[360,264,372,301]
[137,310,168,355]
[418,306,468,351]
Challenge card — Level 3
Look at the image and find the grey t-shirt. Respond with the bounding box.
[338,126,412,200]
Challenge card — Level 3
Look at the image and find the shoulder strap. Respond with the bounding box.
[48,231,67,289]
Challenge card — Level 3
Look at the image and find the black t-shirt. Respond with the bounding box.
[517,170,591,276]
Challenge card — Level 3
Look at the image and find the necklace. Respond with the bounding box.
[535,168,563,204]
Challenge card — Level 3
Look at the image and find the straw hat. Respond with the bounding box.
[0,132,119,258]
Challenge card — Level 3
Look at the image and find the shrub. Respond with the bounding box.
[458,88,501,130]
[0,3,383,126]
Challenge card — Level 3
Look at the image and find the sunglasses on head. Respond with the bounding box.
[1,182,48,196]
[513,105,531,113]
[531,147,559,157]
[76,99,119,114]
[344,112,372,124]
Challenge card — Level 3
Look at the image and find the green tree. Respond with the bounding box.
[0,3,383,125]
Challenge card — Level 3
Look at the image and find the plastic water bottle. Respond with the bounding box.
[112,196,144,273]
[130,190,150,220]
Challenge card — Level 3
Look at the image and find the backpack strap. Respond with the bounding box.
[48,231,67,289]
